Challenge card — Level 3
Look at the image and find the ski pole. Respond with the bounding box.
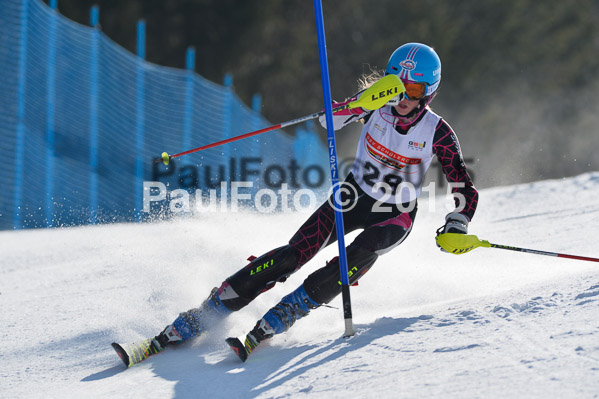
[153,74,404,165]
[436,233,599,263]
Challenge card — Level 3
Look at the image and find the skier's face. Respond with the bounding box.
[393,97,420,116]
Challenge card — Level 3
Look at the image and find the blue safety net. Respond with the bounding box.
[0,0,328,229]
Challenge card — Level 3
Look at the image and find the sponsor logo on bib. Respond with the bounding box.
[365,132,421,171]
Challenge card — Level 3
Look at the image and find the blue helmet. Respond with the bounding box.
[385,43,441,98]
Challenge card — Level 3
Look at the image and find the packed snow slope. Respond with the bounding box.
[1,173,599,399]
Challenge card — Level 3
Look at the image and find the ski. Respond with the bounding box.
[111,338,163,368]
[225,337,250,362]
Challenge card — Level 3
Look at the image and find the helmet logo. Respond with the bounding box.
[399,59,416,70]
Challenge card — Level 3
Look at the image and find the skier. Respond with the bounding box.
[113,42,478,366]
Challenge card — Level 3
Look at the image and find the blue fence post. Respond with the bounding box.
[89,5,100,224]
[251,94,261,118]
[251,93,261,132]
[250,93,262,190]
[293,126,307,165]
[251,94,262,148]
[134,19,146,221]
[223,73,233,181]
[251,93,261,156]
[182,46,195,154]
[13,0,30,230]
[45,0,58,227]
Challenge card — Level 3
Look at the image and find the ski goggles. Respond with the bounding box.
[401,79,427,101]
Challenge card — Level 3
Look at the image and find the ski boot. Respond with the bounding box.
[113,287,232,367]
[170,287,232,341]
[227,284,320,362]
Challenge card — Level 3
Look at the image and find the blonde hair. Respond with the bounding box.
[358,68,385,91]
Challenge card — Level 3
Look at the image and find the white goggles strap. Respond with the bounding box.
[385,92,404,106]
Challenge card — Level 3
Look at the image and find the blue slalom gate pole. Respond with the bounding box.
[313,0,354,337]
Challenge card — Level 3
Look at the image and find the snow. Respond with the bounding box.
[1,173,599,398]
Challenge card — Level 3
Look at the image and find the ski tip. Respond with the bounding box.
[225,337,248,363]
[111,342,131,368]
